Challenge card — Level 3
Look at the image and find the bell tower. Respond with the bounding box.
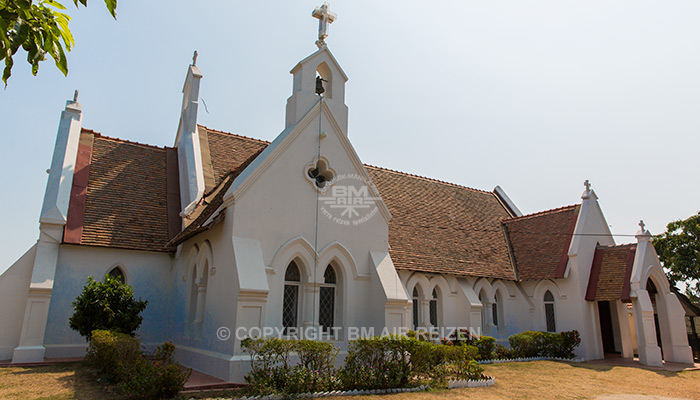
[285,3,349,135]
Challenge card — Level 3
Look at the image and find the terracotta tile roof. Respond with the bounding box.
[586,244,636,302]
[167,147,265,247]
[201,126,269,186]
[365,166,516,280]
[502,205,580,280]
[78,130,173,252]
[71,126,581,282]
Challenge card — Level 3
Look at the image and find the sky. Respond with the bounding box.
[1,0,699,274]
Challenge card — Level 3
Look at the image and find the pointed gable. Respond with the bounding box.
[586,244,636,302]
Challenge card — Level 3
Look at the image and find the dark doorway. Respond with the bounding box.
[647,279,664,359]
[598,301,617,355]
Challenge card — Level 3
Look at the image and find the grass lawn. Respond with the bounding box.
[0,360,698,400]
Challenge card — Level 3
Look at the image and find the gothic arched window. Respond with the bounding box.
[491,292,501,330]
[544,290,556,332]
[429,288,438,327]
[412,287,421,329]
[283,261,301,334]
[479,290,489,333]
[107,266,125,284]
[319,265,337,332]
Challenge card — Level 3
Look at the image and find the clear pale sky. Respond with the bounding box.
[1,1,699,274]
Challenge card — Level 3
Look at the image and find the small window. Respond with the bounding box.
[492,299,499,330]
[429,288,438,327]
[319,265,336,332]
[412,287,421,329]
[544,290,556,332]
[283,261,301,333]
[307,159,334,189]
[107,267,125,284]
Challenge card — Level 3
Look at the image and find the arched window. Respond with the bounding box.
[429,288,438,327]
[492,292,500,331]
[544,290,556,332]
[107,267,125,284]
[319,265,337,332]
[412,287,421,329]
[479,290,489,333]
[188,259,209,340]
[283,261,301,334]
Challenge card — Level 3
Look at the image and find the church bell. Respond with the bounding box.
[315,76,325,95]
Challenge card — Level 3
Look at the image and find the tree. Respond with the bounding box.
[0,0,116,85]
[69,275,148,339]
[654,212,700,305]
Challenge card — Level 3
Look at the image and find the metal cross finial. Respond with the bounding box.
[192,51,198,66]
[72,89,79,102]
[312,2,337,49]
[584,179,591,191]
[639,220,646,232]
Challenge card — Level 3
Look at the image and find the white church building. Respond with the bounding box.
[0,3,693,383]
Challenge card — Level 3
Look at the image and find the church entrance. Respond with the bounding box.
[647,279,664,359]
[598,301,618,356]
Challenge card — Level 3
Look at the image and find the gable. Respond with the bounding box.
[586,244,636,302]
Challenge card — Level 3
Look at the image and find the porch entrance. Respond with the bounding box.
[598,301,618,355]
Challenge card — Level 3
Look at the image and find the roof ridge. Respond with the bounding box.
[502,204,579,222]
[364,164,493,195]
[82,128,166,151]
[198,124,272,145]
[596,243,637,249]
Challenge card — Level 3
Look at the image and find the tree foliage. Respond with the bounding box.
[654,212,700,303]
[69,275,148,339]
[0,0,116,85]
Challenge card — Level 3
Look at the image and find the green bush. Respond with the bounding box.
[117,341,191,400]
[474,336,496,360]
[494,343,516,360]
[85,329,140,380]
[340,335,415,390]
[241,337,340,395]
[508,330,580,359]
[69,275,148,339]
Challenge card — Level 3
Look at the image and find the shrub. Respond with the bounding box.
[85,329,140,380]
[117,341,191,400]
[69,275,148,339]
[340,335,414,390]
[494,343,515,360]
[241,337,340,395]
[474,336,496,360]
[508,330,580,359]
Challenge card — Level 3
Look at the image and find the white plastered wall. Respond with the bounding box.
[0,245,36,360]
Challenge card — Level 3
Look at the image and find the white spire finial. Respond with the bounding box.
[72,89,79,103]
[312,2,337,49]
[584,179,591,191]
[639,220,646,232]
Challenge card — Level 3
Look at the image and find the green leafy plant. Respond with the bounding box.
[508,330,580,359]
[117,342,191,400]
[1,0,117,85]
[69,275,148,339]
[85,329,140,381]
[474,336,496,360]
[654,212,700,303]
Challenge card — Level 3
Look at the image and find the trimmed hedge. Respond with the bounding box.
[508,330,581,359]
[242,336,484,394]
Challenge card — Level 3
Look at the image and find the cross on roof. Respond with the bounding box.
[584,179,591,191]
[312,2,336,48]
[639,220,646,232]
